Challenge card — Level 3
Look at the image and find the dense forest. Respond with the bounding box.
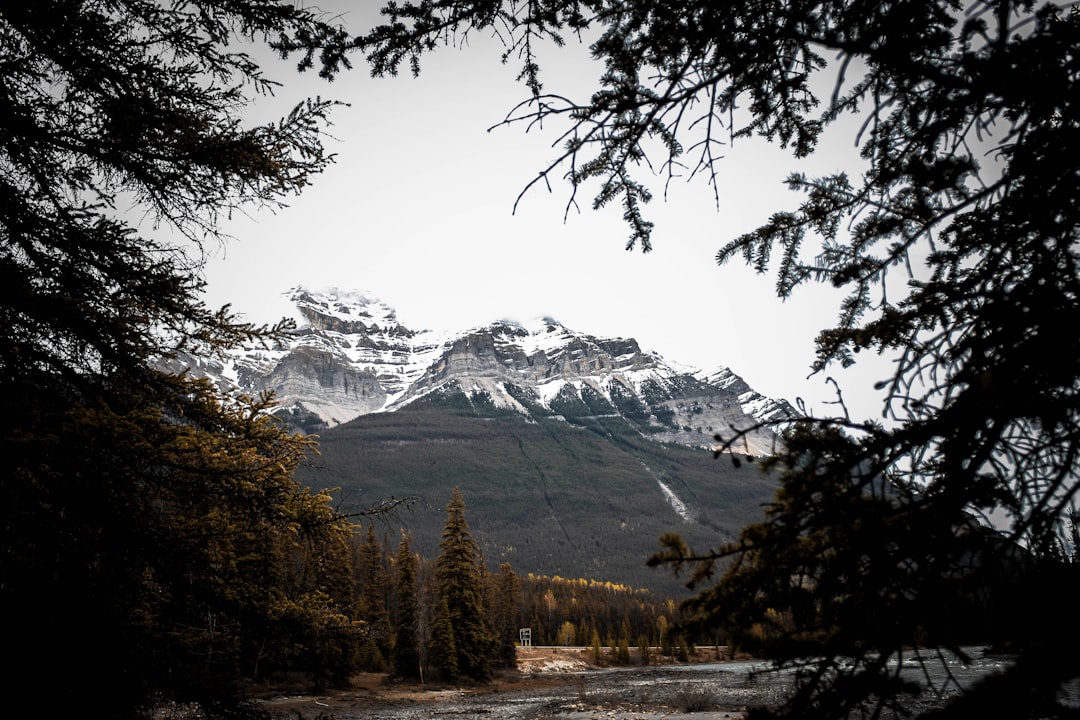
[345,488,711,685]
[303,402,782,598]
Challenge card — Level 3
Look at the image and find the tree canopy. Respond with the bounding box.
[1,2,367,717]
[361,1,1080,717]
[433,486,496,681]
[392,531,423,680]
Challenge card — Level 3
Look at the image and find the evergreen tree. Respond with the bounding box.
[6,375,362,712]
[361,2,1080,717]
[434,487,495,681]
[392,531,423,681]
[355,525,392,670]
[491,562,522,668]
[1,2,364,716]
[429,594,460,680]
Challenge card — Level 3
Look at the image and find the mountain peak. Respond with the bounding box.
[173,287,794,452]
[288,286,405,335]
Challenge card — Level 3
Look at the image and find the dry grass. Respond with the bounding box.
[673,687,722,712]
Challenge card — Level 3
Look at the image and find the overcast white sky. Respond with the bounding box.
[199,5,893,421]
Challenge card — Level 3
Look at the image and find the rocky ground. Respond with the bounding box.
[256,646,780,719]
[253,645,1035,720]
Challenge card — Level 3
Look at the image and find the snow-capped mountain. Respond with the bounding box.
[170,287,795,455]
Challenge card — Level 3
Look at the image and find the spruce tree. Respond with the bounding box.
[392,531,423,681]
[429,595,460,680]
[434,487,494,681]
[355,525,392,670]
[1,3,363,715]
[491,562,522,669]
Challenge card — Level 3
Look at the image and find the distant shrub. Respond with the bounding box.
[673,688,720,712]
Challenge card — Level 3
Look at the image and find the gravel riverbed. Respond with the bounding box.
[259,650,792,720]
[258,645,1016,720]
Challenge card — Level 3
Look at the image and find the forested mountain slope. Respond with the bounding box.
[300,396,779,597]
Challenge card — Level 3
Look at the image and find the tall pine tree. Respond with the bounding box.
[429,595,460,680]
[434,487,494,681]
[491,563,522,669]
[354,525,392,671]
[392,531,422,680]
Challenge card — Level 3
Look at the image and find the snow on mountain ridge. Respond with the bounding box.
[173,286,795,452]
[290,286,399,328]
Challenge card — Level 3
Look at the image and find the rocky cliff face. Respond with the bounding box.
[172,287,795,454]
